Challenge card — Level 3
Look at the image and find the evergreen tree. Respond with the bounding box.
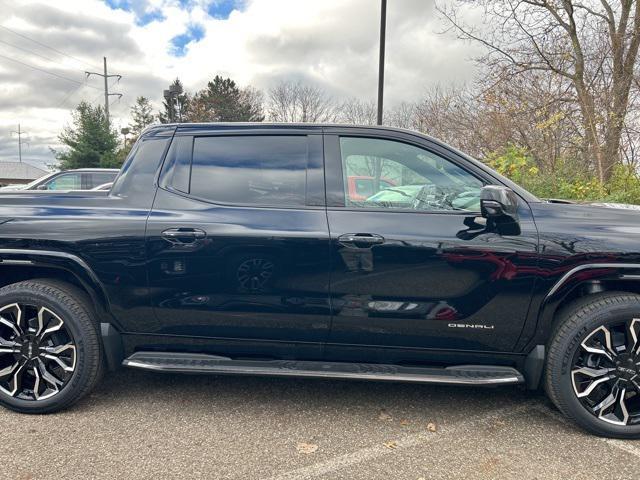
[54,102,120,169]
[158,78,190,123]
[189,75,264,122]
[129,96,155,136]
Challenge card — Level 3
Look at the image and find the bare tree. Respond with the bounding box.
[267,81,336,122]
[336,98,377,125]
[387,102,418,130]
[439,0,640,182]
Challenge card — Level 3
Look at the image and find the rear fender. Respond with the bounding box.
[0,248,110,316]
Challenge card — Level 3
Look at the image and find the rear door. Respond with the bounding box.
[145,127,330,359]
[323,129,539,364]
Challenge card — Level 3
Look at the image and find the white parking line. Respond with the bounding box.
[603,439,640,459]
[531,402,640,459]
[265,400,539,480]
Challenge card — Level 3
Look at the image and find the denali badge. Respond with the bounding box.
[448,323,495,330]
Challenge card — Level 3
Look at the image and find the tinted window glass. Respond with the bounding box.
[355,179,374,197]
[191,136,308,207]
[110,137,171,207]
[341,137,483,212]
[88,172,118,189]
[162,136,192,193]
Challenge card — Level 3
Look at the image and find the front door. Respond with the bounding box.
[323,130,539,364]
[145,128,330,359]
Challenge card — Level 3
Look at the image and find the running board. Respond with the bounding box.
[123,352,524,386]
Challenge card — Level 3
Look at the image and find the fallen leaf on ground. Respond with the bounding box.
[399,419,409,426]
[426,422,437,432]
[378,410,392,421]
[296,443,318,454]
[383,440,398,449]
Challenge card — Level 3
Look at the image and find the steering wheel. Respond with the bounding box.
[412,185,443,211]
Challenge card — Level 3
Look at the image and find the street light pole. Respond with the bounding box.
[377,0,387,125]
[163,83,184,123]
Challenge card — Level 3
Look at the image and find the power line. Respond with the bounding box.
[0,52,102,90]
[0,38,63,65]
[55,81,89,109]
[0,24,99,71]
[0,38,99,110]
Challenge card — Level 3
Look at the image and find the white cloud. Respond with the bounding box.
[0,0,482,168]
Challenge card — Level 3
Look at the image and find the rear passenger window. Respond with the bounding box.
[190,136,308,207]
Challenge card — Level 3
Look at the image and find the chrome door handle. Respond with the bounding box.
[338,233,385,247]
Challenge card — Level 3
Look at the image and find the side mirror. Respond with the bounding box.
[480,186,519,222]
[36,184,48,190]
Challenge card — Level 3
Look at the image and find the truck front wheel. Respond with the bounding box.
[0,280,103,413]
[546,292,640,438]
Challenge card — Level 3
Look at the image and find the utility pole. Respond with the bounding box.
[377,0,387,126]
[11,124,28,162]
[85,57,122,126]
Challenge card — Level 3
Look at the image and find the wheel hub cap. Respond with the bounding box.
[19,335,39,360]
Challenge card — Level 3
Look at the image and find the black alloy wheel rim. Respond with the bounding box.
[0,303,76,401]
[571,319,640,426]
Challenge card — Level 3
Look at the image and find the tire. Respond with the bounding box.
[0,279,103,413]
[546,292,640,438]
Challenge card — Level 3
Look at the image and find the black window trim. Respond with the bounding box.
[324,132,490,216]
[159,132,325,211]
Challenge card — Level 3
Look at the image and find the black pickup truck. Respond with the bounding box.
[0,123,639,438]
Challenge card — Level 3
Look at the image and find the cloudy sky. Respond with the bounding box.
[0,0,481,169]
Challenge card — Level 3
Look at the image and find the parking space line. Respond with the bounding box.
[265,400,540,480]
[531,402,640,459]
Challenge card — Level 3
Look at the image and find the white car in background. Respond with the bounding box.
[1,168,119,192]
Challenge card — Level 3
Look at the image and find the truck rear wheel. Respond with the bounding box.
[0,280,103,413]
[546,292,640,438]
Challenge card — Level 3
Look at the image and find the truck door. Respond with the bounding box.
[145,127,331,359]
[322,129,539,364]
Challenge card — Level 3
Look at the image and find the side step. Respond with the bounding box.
[123,352,524,386]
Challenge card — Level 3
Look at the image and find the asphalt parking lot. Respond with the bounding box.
[1,369,639,480]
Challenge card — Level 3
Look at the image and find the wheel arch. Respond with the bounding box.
[0,249,110,321]
[535,263,640,347]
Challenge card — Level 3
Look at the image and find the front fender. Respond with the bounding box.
[525,263,640,349]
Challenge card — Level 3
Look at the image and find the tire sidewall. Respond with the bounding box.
[0,285,97,413]
[552,300,640,438]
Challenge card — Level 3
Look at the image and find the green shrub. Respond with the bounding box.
[485,145,640,204]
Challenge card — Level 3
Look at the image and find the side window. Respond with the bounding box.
[44,173,82,190]
[88,172,117,189]
[340,137,484,212]
[161,136,193,193]
[190,136,308,207]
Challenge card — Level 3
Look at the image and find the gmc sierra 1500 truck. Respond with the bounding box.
[0,123,639,439]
